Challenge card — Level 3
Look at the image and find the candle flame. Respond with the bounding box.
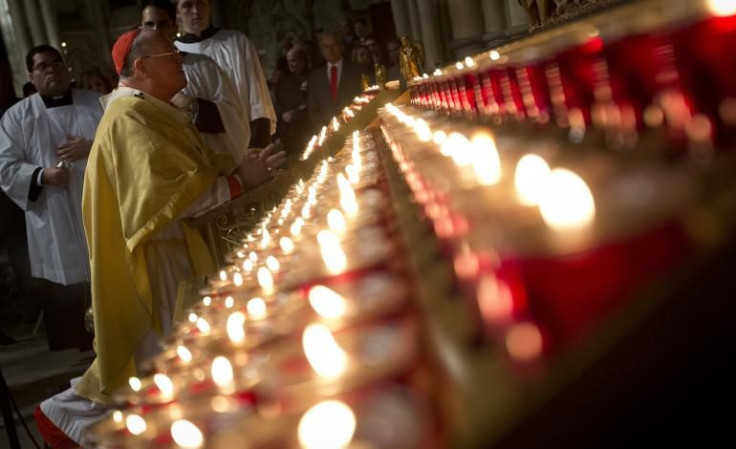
[202,296,212,307]
[433,130,448,145]
[128,376,142,392]
[225,296,235,308]
[196,317,211,334]
[337,174,358,216]
[470,132,502,185]
[290,218,304,236]
[211,356,234,387]
[414,118,432,142]
[505,322,544,362]
[226,311,246,343]
[153,373,175,400]
[187,312,197,323]
[708,0,736,16]
[260,228,271,249]
[233,272,243,287]
[317,230,347,275]
[112,410,123,423]
[242,258,254,272]
[442,132,472,166]
[125,414,147,436]
[515,154,551,206]
[302,323,348,378]
[538,169,596,230]
[490,50,500,61]
[345,164,360,184]
[176,345,193,363]
[171,419,204,449]
[298,400,356,449]
[327,209,347,234]
[219,270,227,282]
[248,251,258,262]
[246,297,268,320]
[266,255,281,272]
[308,285,347,319]
[280,236,295,254]
[301,202,312,219]
[257,267,274,294]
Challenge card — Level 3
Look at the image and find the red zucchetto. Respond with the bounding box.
[111,29,141,75]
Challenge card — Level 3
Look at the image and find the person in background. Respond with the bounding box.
[275,46,311,156]
[365,37,385,66]
[353,18,371,45]
[340,16,356,58]
[175,0,277,149]
[352,45,375,86]
[0,45,102,353]
[141,0,250,162]
[80,69,112,94]
[34,28,285,448]
[307,32,364,128]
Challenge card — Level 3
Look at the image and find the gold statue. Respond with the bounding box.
[517,0,552,27]
[374,62,387,90]
[413,40,426,74]
[399,35,421,83]
[361,72,370,91]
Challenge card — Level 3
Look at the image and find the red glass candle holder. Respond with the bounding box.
[671,13,736,150]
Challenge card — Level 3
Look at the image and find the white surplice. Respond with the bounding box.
[176,29,277,136]
[0,89,102,285]
[181,52,251,161]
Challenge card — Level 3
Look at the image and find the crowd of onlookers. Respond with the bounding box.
[268,16,403,155]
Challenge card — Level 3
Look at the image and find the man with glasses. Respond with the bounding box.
[141,0,250,161]
[0,45,102,353]
[175,0,277,148]
[34,29,284,448]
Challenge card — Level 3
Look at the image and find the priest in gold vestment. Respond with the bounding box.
[34,29,285,447]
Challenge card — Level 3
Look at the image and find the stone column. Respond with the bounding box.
[447,0,486,59]
[22,0,49,46]
[505,0,530,37]
[390,0,411,39]
[407,0,422,41]
[38,0,60,49]
[1,0,34,94]
[416,0,445,71]
[482,0,507,46]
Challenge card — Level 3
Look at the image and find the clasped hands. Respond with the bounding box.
[237,143,286,187]
[44,135,91,188]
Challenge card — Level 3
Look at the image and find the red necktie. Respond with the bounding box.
[329,65,338,102]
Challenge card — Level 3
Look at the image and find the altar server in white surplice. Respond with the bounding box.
[141,0,250,161]
[0,45,102,351]
[175,0,277,149]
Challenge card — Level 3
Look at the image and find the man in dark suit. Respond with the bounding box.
[307,32,364,128]
[275,47,311,156]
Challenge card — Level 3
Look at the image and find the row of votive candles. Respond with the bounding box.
[300,93,377,161]
[409,0,736,152]
[380,103,696,358]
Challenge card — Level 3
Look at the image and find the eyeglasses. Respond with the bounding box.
[32,60,64,72]
[139,49,180,61]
